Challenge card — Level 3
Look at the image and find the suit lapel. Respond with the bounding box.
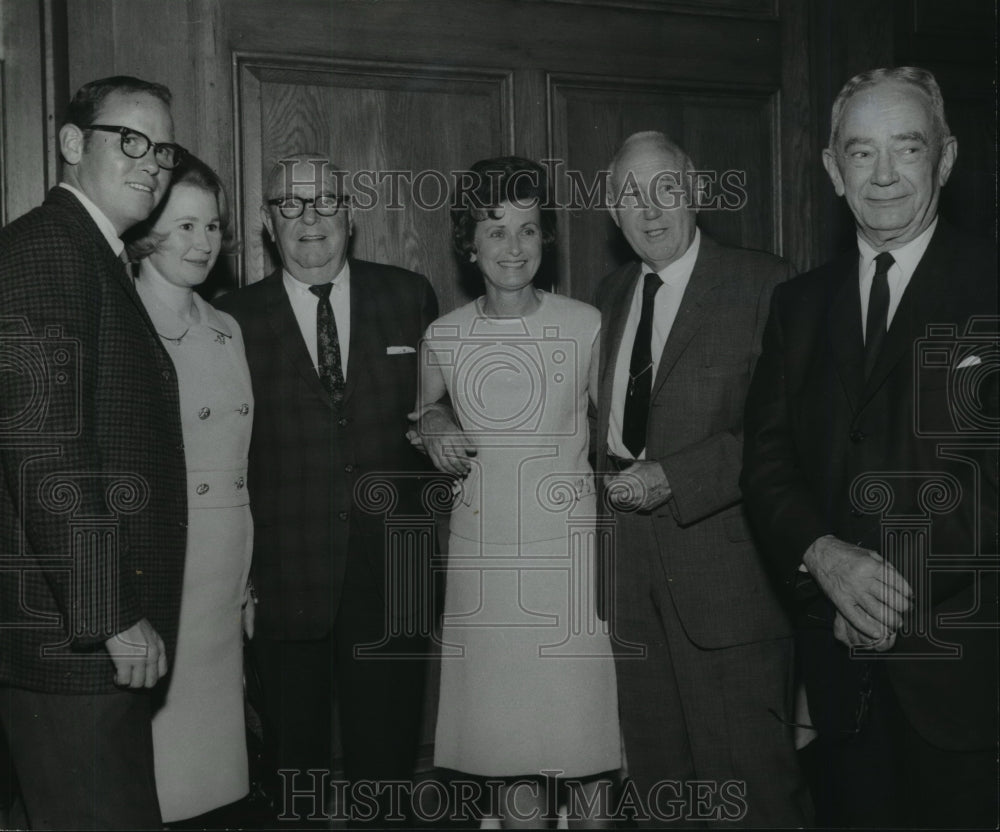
[107,250,157,330]
[597,262,641,454]
[649,236,724,400]
[49,188,160,336]
[343,260,380,405]
[827,254,865,414]
[263,270,334,408]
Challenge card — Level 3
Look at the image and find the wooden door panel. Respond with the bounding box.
[237,56,513,311]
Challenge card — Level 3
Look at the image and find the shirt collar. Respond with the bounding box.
[645,227,701,285]
[136,278,233,341]
[856,217,937,279]
[282,259,351,296]
[59,182,125,257]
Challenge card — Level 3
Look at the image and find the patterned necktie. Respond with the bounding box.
[309,283,346,404]
[864,252,894,379]
[621,272,662,457]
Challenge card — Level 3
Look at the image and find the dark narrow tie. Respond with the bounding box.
[864,252,894,379]
[621,272,662,457]
[309,283,346,404]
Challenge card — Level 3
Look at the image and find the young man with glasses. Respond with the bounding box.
[216,154,438,824]
[0,75,188,828]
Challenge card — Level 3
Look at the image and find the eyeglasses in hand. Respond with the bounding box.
[266,194,351,219]
[84,124,187,170]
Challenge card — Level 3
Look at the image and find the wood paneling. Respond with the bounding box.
[807,0,897,261]
[225,0,780,86]
[539,0,777,16]
[544,0,777,17]
[777,0,814,272]
[1,0,61,221]
[0,58,6,228]
[549,74,778,300]
[52,0,793,293]
[7,0,992,271]
[236,55,513,310]
[894,0,996,240]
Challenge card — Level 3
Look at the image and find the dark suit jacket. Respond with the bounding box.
[594,233,792,648]
[0,187,187,693]
[216,259,438,640]
[742,220,998,750]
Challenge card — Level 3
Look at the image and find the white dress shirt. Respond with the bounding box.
[283,261,351,378]
[857,217,936,341]
[608,228,701,459]
[58,182,125,257]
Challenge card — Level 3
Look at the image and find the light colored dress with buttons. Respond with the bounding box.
[427,292,621,778]
[137,282,254,821]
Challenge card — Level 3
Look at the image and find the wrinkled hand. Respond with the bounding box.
[105,618,167,688]
[607,461,672,512]
[804,535,913,641]
[833,610,897,652]
[242,584,256,640]
[406,406,476,477]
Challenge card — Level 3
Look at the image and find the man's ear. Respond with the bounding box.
[60,123,84,166]
[821,148,846,197]
[259,205,274,240]
[936,136,958,188]
[608,204,621,230]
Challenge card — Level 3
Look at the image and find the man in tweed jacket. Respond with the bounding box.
[594,131,807,826]
[0,77,187,828]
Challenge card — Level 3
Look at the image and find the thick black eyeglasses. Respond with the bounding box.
[266,194,350,219]
[84,125,187,170]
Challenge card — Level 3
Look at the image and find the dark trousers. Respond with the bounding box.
[609,513,809,828]
[0,686,160,830]
[800,628,1000,828]
[251,555,428,825]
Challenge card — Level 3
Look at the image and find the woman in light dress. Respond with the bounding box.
[126,154,254,824]
[415,157,620,828]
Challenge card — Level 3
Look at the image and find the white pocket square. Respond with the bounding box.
[386,345,416,355]
[956,355,982,369]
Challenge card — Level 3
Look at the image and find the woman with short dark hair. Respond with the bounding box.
[417,156,620,828]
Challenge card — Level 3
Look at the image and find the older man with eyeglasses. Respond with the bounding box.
[0,75,188,828]
[216,154,438,825]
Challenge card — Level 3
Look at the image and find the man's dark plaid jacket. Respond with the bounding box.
[0,186,187,692]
